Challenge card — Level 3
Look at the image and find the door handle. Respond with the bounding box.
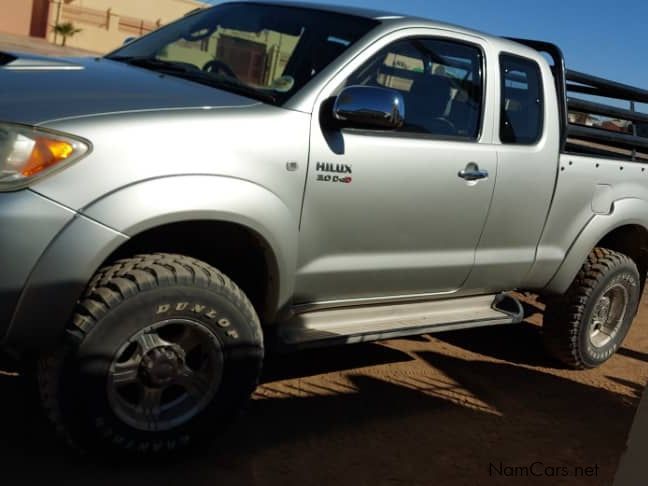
[458,162,489,181]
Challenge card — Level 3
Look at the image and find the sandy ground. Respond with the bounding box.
[0,295,646,486]
[1,33,646,486]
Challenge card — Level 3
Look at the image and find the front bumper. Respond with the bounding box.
[0,190,75,340]
[0,189,128,351]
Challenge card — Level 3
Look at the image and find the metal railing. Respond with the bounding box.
[51,1,163,35]
[118,15,161,36]
[60,4,108,28]
[510,37,648,161]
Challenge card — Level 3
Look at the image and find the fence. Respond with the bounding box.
[118,15,161,36]
[60,4,109,28]
[52,1,163,36]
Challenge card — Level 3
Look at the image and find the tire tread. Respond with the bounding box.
[543,247,637,369]
[38,253,261,454]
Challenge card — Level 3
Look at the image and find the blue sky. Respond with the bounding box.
[206,0,648,92]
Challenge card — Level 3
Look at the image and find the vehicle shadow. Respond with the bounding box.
[0,342,638,486]
[606,375,646,395]
[261,342,414,382]
[617,347,648,363]
[431,321,558,368]
[432,296,647,370]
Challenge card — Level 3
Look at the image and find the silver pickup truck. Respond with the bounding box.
[1,1,647,455]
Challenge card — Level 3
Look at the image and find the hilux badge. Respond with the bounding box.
[315,162,353,184]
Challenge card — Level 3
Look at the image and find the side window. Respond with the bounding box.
[346,38,484,139]
[500,54,544,144]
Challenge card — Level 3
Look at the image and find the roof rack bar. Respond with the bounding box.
[505,36,648,159]
[565,139,648,161]
[631,101,638,160]
[565,83,611,98]
[567,85,648,103]
[567,124,648,151]
[567,98,648,124]
[566,69,648,103]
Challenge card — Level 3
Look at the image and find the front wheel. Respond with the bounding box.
[38,253,263,454]
[543,248,641,369]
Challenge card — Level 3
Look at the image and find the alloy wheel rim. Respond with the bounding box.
[106,318,223,432]
[588,283,628,348]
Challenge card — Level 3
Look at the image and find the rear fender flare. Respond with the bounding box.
[545,198,648,294]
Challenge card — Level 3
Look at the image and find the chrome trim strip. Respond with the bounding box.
[2,66,85,71]
[292,289,459,314]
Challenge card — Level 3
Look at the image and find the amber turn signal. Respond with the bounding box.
[0,123,89,191]
[20,138,75,177]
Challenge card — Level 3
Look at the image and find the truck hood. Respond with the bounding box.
[0,52,258,125]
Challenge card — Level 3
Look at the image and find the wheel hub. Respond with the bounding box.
[107,319,224,432]
[139,345,186,387]
[589,284,628,348]
[593,296,611,327]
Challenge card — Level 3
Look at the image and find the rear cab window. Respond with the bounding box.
[499,54,544,144]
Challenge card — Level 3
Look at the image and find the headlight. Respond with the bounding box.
[0,123,90,191]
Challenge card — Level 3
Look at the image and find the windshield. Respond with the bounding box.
[106,3,378,105]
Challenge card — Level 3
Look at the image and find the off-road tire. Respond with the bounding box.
[37,253,263,455]
[543,248,641,369]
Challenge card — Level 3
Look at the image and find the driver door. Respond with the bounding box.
[295,34,498,304]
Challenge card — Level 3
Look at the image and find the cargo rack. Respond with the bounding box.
[508,38,648,161]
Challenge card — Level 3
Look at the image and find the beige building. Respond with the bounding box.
[162,28,300,87]
[0,0,51,38]
[0,0,300,88]
[0,0,205,53]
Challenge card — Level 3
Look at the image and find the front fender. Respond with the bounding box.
[544,198,648,294]
[6,176,298,350]
[83,175,298,306]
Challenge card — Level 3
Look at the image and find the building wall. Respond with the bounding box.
[57,0,203,24]
[46,0,205,53]
[0,0,35,37]
[30,0,51,38]
[163,29,300,86]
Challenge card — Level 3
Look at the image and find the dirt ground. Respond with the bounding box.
[0,294,646,486]
[1,34,646,486]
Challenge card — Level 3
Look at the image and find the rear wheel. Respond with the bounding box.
[38,253,263,454]
[543,248,641,369]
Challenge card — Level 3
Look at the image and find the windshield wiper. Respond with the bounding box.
[172,70,277,103]
[191,74,277,103]
[107,55,276,103]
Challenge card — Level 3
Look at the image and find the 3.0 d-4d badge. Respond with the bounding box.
[316,161,353,183]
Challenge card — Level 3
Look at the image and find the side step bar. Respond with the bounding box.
[276,293,523,349]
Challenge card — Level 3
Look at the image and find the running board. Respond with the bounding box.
[276,293,523,349]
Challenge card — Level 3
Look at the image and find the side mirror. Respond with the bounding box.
[123,36,137,45]
[333,85,405,129]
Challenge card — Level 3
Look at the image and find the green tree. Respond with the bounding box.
[53,22,82,47]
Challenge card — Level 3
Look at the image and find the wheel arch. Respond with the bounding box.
[82,175,299,323]
[105,219,282,324]
[596,224,648,293]
[544,199,648,295]
[5,176,298,351]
